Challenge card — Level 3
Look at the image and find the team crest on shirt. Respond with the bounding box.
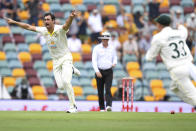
[47,31,58,49]
[49,41,57,49]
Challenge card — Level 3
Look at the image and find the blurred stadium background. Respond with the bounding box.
[0,0,196,112]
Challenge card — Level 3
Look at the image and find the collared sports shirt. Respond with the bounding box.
[92,43,117,72]
[36,25,71,60]
[146,25,193,70]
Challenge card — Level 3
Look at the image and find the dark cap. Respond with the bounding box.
[154,14,171,26]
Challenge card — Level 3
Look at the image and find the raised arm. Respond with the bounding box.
[4,17,36,32]
[62,10,79,31]
[146,36,161,61]
[177,24,188,40]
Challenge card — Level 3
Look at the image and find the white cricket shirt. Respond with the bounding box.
[92,43,117,72]
[146,25,193,70]
[36,25,72,60]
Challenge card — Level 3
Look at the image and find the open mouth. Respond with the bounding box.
[45,23,49,27]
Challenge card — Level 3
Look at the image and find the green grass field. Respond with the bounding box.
[0,111,196,131]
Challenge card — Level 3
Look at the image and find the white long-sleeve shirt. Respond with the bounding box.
[146,25,193,70]
[92,43,117,72]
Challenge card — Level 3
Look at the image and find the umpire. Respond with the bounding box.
[92,32,117,112]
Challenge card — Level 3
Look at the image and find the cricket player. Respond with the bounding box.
[146,14,196,107]
[5,11,80,113]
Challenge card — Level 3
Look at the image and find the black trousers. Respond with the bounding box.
[95,68,113,110]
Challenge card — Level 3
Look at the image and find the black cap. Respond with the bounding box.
[154,14,171,26]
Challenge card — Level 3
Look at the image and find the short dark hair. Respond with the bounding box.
[43,12,55,21]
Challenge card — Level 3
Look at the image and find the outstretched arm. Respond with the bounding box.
[4,17,36,32]
[63,10,79,31]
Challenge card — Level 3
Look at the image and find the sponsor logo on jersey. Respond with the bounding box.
[49,41,57,49]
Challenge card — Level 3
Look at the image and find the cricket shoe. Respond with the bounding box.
[100,110,105,112]
[72,66,80,77]
[66,107,78,113]
[106,106,112,112]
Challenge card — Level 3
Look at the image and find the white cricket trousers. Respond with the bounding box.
[170,63,196,106]
[52,54,76,109]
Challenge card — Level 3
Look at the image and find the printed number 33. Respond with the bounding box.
[169,40,187,59]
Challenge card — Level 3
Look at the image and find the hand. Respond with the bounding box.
[112,64,116,68]
[4,17,15,24]
[96,72,102,78]
[70,10,79,18]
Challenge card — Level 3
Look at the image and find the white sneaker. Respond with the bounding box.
[106,106,112,112]
[72,66,80,77]
[100,110,105,112]
[66,108,78,113]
